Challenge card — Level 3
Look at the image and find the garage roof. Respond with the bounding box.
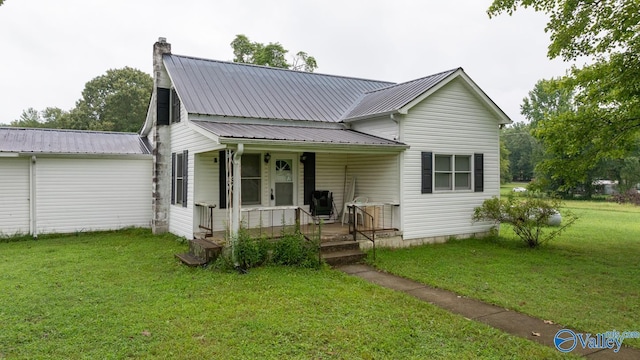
[0,127,151,155]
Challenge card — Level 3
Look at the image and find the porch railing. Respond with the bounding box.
[348,204,376,260]
[239,206,322,265]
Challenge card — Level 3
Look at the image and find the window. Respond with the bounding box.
[241,154,261,205]
[422,152,480,193]
[172,150,188,207]
[171,88,181,123]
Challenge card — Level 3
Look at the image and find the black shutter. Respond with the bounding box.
[303,152,316,205]
[421,152,433,194]
[219,150,227,209]
[171,88,181,123]
[157,87,170,126]
[474,153,484,192]
[171,152,176,204]
[182,150,188,207]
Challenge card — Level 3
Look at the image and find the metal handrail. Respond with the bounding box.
[296,207,322,265]
[348,205,376,260]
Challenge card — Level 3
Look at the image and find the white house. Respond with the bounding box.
[142,38,512,246]
[0,127,152,237]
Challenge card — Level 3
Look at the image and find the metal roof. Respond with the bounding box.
[192,121,406,147]
[164,54,394,122]
[0,127,151,155]
[342,68,459,121]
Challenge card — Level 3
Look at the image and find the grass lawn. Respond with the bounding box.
[373,183,640,348]
[0,229,568,359]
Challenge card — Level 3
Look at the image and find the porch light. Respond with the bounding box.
[264,153,271,163]
[300,153,307,164]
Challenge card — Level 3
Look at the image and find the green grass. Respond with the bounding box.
[0,229,567,359]
[372,194,640,348]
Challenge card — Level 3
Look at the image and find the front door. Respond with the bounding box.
[271,155,295,206]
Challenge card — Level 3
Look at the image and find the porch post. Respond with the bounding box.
[231,144,244,265]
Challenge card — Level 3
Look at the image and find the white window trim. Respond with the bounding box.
[434,153,473,192]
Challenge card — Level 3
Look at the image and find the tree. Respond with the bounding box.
[502,123,543,181]
[74,67,152,132]
[11,67,152,132]
[230,34,318,72]
[10,107,70,129]
[489,0,640,190]
[500,136,511,184]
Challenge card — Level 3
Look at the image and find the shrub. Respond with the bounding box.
[472,196,577,248]
[233,229,270,270]
[272,232,320,268]
[609,189,640,206]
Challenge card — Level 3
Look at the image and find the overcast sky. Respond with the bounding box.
[0,0,575,125]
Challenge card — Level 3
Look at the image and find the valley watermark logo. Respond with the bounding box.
[554,329,640,353]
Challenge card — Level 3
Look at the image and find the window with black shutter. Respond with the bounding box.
[172,150,188,207]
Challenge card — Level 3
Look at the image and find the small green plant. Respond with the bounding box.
[472,195,577,248]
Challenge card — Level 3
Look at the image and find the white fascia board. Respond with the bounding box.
[218,137,408,154]
[0,152,20,157]
[186,120,221,143]
[140,92,156,136]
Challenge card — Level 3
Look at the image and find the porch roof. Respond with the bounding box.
[192,121,407,149]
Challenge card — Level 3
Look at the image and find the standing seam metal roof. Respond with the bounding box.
[192,121,406,147]
[0,127,151,155]
[164,54,395,122]
[341,68,460,120]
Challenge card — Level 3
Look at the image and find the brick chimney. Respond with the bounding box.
[151,37,172,234]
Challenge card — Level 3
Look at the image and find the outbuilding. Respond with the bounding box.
[0,127,152,237]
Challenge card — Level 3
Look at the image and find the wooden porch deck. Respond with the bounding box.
[197,222,400,244]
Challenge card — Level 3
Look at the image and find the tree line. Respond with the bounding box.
[7,35,316,133]
[494,0,640,197]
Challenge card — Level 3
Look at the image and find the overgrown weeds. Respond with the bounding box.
[214,227,320,271]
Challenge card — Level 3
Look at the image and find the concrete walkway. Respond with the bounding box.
[336,264,640,359]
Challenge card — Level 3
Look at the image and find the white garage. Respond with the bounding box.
[0,127,152,237]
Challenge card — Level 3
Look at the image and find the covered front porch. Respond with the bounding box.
[192,148,404,240]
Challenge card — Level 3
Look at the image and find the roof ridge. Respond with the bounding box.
[0,127,139,135]
[167,53,396,85]
[362,67,461,95]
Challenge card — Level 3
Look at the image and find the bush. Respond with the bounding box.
[472,196,577,248]
[232,229,270,270]
[272,232,320,269]
[609,189,640,206]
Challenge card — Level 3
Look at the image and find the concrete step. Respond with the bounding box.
[189,238,222,263]
[320,240,360,253]
[322,249,366,266]
[175,253,208,267]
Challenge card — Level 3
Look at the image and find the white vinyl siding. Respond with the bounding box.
[401,77,500,240]
[169,121,224,238]
[35,157,151,234]
[0,158,30,236]
[350,116,399,141]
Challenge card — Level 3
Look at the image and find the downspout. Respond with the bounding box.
[231,144,244,265]
[29,156,37,238]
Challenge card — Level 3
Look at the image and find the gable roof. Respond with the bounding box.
[341,68,459,121]
[0,127,151,155]
[162,53,512,125]
[164,55,393,123]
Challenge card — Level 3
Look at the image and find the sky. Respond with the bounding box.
[0,0,575,125]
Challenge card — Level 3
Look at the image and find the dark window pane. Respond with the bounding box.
[241,179,261,204]
[455,173,471,189]
[435,173,451,190]
[242,154,261,177]
[455,156,470,172]
[435,155,451,171]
